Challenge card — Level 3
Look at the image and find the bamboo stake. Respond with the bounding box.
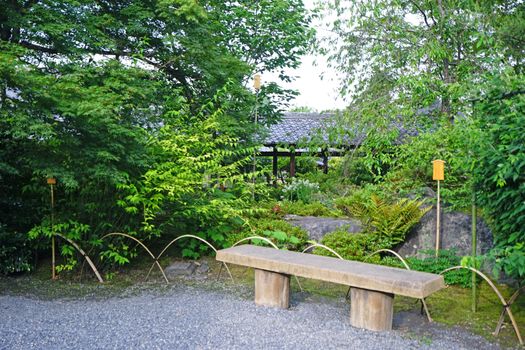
[49,180,57,280]
[472,190,477,312]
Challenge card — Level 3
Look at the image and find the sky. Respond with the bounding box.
[264,1,347,112]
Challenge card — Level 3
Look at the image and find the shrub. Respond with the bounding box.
[473,72,525,279]
[382,250,473,287]
[336,193,429,246]
[316,230,390,263]
[226,218,308,251]
[0,224,34,275]
[278,200,341,217]
[282,178,319,203]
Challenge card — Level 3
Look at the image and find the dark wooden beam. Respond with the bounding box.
[322,148,328,174]
[290,148,296,177]
[272,147,278,186]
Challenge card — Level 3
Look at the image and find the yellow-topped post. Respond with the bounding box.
[432,160,445,257]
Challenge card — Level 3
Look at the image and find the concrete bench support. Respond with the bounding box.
[255,269,290,308]
[350,287,394,331]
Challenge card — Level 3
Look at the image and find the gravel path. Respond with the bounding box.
[0,284,502,350]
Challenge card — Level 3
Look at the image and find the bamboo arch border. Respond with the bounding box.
[301,243,344,260]
[364,249,432,322]
[100,232,169,284]
[440,266,523,345]
[54,233,104,283]
[145,234,234,283]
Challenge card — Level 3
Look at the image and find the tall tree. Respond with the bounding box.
[319,0,524,118]
[0,0,311,272]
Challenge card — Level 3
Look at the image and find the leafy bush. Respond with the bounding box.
[336,194,429,246]
[226,218,308,250]
[0,224,34,275]
[382,250,474,288]
[277,200,341,217]
[316,230,391,263]
[282,178,319,203]
[473,72,525,279]
[387,120,482,210]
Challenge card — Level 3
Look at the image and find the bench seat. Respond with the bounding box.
[216,245,445,331]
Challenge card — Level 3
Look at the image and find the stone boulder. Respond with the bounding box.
[397,209,493,258]
[164,260,210,279]
[284,214,362,242]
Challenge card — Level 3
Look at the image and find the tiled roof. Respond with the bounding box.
[263,112,333,145]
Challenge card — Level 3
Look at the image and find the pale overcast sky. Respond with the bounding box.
[264,0,347,112]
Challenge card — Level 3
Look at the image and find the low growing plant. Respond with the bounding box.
[226,218,308,251]
[382,249,474,287]
[316,229,391,263]
[277,200,341,217]
[336,194,429,246]
[282,178,320,204]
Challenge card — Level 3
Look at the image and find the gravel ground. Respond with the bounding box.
[0,283,503,350]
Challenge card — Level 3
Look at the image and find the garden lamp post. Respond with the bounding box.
[432,160,445,257]
[47,177,57,280]
[252,74,261,200]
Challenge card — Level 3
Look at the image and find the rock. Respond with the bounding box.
[196,261,209,274]
[164,261,198,278]
[164,260,211,279]
[397,208,493,258]
[284,214,361,242]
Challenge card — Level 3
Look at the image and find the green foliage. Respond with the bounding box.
[277,200,341,217]
[226,218,308,251]
[473,72,525,279]
[0,224,33,275]
[336,194,429,246]
[0,0,310,272]
[382,250,474,288]
[282,178,320,204]
[118,87,256,258]
[316,230,390,263]
[385,120,484,210]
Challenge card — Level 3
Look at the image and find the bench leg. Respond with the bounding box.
[350,287,394,331]
[254,269,290,308]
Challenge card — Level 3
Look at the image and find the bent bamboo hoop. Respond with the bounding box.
[54,233,104,283]
[494,285,525,337]
[440,266,523,345]
[365,249,432,322]
[301,243,344,260]
[146,234,234,283]
[101,232,169,284]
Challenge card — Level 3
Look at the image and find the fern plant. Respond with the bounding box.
[337,194,429,246]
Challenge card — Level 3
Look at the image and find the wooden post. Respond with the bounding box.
[350,287,394,331]
[472,190,477,312]
[47,177,57,280]
[322,149,328,174]
[272,146,278,185]
[290,147,296,177]
[254,269,290,308]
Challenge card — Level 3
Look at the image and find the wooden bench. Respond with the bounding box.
[216,245,445,331]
